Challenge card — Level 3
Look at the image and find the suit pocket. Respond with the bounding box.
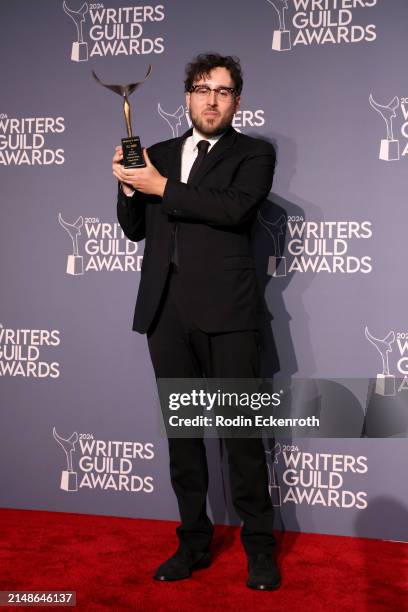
[223,256,255,270]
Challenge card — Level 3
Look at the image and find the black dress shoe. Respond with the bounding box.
[246,553,281,590]
[153,549,212,581]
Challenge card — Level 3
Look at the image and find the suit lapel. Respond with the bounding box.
[189,127,238,185]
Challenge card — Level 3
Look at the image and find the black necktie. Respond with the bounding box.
[171,140,210,268]
[187,139,210,183]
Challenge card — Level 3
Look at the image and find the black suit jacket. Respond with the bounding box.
[117,126,275,334]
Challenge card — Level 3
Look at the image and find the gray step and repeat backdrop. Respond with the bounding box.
[1,0,407,542]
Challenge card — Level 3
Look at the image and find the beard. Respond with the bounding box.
[189,106,235,137]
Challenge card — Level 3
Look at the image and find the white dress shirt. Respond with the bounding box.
[180,128,222,183]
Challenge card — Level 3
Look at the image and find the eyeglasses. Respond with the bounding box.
[190,85,236,101]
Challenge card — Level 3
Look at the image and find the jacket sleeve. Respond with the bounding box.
[160,147,275,227]
[116,182,147,242]
[116,144,164,242]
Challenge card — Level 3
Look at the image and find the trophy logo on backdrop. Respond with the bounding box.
[157,103,186,137]
[258,211,288,277]
[257,214,373,276]
[0,324,61,378]
[369,94,400,161]
[368,91,408,161]
[58,213,143,275]
[365,326,408,394]
[365,327,397,396]
[264,0,378,51]
[52,429,155,493]
[0,114,65,166]
[63,1,89,62]
[62,2,165,61]
[53,427,79,492]
[265,444,368,509]
[265,443,282,506]
[58,213,85,276]
[267,0,292,51]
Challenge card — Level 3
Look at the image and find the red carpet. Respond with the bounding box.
[0,508,407,611]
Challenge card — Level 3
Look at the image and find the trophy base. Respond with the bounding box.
[66,255,84,275]
[272,30,291,51]
[60,470,78,492]
[122,136,146,169]
[375,374,396,396]
[71,42,88,62]
[379,139,400,161]
[268,256,287,277]
[269,485,282,507]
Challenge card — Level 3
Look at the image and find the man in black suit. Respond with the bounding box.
[113,53,280,590]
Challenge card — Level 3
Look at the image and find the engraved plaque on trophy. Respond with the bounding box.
[92,66,152,168]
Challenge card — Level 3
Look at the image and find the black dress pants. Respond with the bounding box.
[147,266,275,555]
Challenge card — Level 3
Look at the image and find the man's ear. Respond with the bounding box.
[185,92,191,111]
[234,95,241,111]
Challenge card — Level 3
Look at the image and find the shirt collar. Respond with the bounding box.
[191,127,223,151]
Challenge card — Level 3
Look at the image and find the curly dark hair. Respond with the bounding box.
[184,53,243,95]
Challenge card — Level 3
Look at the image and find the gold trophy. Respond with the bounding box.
[92,66,152,168]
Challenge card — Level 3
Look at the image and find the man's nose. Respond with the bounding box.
[208,90,218,105]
